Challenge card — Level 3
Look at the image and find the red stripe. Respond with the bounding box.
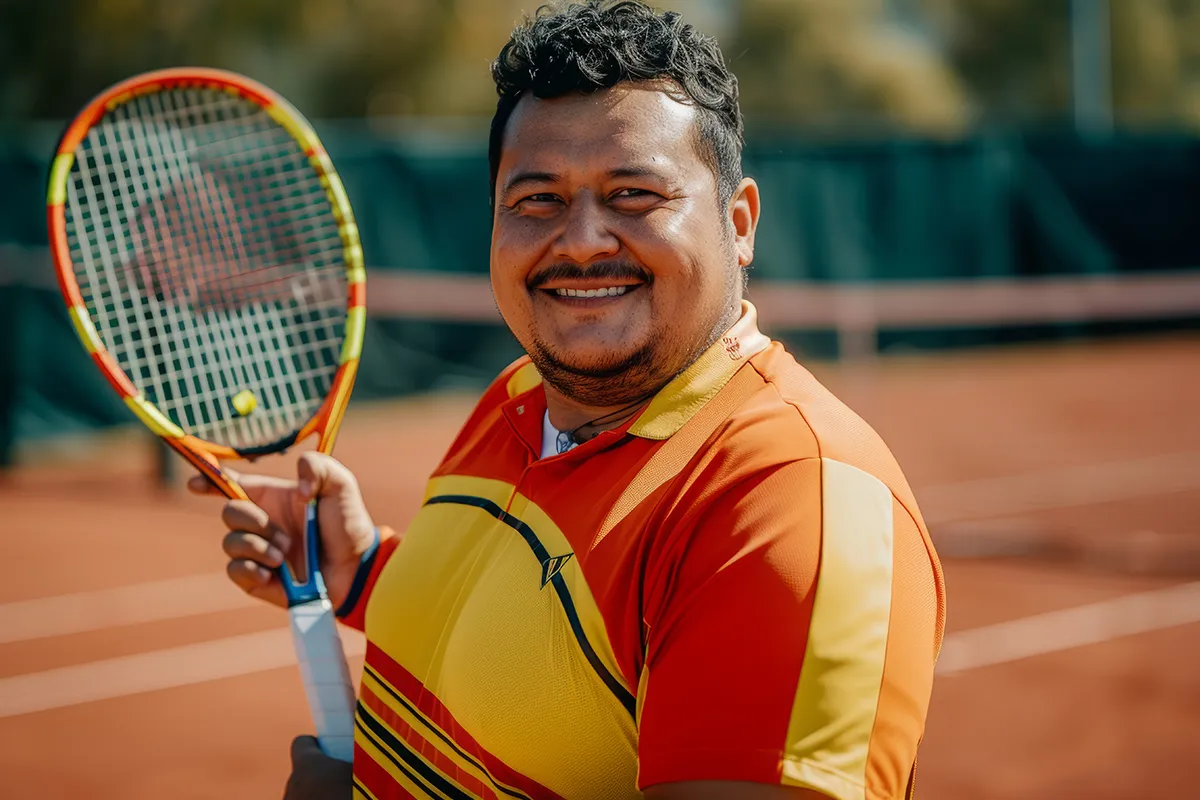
[361,683,497,800]
[46,205,84,307]
[365,643,563,800]
[349,280,366,308]
[91,350,137,398]
[354,740,416,799]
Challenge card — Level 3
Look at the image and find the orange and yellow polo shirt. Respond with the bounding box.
[338,302,945,800]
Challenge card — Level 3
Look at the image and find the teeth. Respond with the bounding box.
[554,286,630,298]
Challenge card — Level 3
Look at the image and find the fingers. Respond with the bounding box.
[226,558,286,607]
[186,473,224,496]
[222,529,286,568]
[221,504,292,608]
[296,452,358,502]
[187,468,298,505]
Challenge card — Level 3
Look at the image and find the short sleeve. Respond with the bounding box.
[335,526,402,631]
[636,457,939,800]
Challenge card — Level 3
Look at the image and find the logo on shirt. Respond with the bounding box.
[723,335,742,360]
[540,553,574,588]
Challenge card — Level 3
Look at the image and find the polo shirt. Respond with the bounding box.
[338,302,945,800]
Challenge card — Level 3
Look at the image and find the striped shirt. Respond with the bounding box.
[338,302,945,799]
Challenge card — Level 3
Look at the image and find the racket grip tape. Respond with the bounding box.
[289,597,357,763]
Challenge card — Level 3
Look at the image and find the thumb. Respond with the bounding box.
[295,452,356,502]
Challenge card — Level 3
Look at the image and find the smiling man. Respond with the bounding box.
[197,2,945,799]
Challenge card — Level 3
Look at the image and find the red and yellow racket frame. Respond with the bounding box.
[46,68,367,502]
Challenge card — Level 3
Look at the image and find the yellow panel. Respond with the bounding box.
[340,307,366,363]
[504,362,543,398]
[781,458,894,800]
[124,395,185,439]
[47,154,76,206]
[367,474,639,799]
[67,306,101,354]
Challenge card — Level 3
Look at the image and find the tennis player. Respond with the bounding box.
[192,2,945,798]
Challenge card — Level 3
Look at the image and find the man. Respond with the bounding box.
[191,2,945,798]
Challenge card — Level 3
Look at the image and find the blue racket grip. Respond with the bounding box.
[281,499,329,607]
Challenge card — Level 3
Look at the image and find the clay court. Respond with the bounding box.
[1,333,1197,799]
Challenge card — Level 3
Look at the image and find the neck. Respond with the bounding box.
[543,298,747,440]
[544,383,653,442]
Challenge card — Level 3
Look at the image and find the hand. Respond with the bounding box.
[187,452,376,610]
[281,735,353,800]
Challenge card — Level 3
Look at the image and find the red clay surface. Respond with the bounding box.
[2,335,1198,799]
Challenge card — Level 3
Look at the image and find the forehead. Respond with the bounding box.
[499,84,704,179]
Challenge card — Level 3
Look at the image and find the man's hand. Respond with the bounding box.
[281,735,353,800]
[187,452,376,610]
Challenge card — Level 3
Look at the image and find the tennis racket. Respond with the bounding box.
[45,67,365,762]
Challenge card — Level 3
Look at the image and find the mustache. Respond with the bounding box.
[527,261,653,290]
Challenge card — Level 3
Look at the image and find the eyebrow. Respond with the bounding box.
[501,171,560,197]
[500,165,673,198]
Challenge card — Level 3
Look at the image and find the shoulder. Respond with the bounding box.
[727,343,924,518]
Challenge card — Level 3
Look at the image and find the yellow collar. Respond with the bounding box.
[505,301,770,441]
[628,301,770,440]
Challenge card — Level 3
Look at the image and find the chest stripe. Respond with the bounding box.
[363,665,532,800]
[356,700,455,798]
[424,494,638,718]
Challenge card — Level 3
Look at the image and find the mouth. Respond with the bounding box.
[536,282,645,303]
[547,285,634,298]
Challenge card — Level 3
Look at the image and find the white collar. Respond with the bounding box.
[541,410,577,459]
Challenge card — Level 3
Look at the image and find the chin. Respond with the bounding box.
[529,337,660,403]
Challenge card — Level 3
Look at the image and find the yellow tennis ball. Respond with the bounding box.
[231,389,258,416]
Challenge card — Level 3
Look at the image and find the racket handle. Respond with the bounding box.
[289,597,356,763]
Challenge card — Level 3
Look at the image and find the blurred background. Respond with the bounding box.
[1,1,1198,798]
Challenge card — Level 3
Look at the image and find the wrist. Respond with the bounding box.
[335,526,381,618]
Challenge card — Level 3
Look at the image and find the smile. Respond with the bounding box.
[552,286,630,298]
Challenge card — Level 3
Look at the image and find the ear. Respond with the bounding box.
[728,177,760,268]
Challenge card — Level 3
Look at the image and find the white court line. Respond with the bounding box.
[2,451,1198,647]
[0,626,366,718]
[0,583,1196,717]
[936,581,1200,676]
[0,573,256,645]
[919,450,1200,525]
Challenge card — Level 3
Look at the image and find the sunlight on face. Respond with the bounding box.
[490,84,743,406]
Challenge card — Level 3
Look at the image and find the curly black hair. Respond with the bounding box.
[488,0,744,206]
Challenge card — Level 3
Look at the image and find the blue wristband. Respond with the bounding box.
[334,526,381,619]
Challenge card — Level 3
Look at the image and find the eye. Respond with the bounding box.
[611,188,654,199]
[519,193,561,205]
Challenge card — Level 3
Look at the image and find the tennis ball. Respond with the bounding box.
[231,389,258,416]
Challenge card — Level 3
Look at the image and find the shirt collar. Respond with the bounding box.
[627,300,769,440]
[503,300,770,446]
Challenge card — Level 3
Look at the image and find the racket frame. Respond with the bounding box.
[45,67,366,762]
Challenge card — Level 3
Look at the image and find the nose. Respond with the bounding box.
[552,193,619,265]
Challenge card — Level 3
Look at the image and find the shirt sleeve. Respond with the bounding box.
[635,457,940,800]
[335,525,402,631]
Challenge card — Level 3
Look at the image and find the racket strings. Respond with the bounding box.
[64,86,348,450]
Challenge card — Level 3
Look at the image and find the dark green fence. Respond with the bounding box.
[3,126,1200,464]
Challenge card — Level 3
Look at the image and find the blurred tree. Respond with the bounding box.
[727,0,969,136]
[920,0,1200,130]
[4,0,1200,133]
